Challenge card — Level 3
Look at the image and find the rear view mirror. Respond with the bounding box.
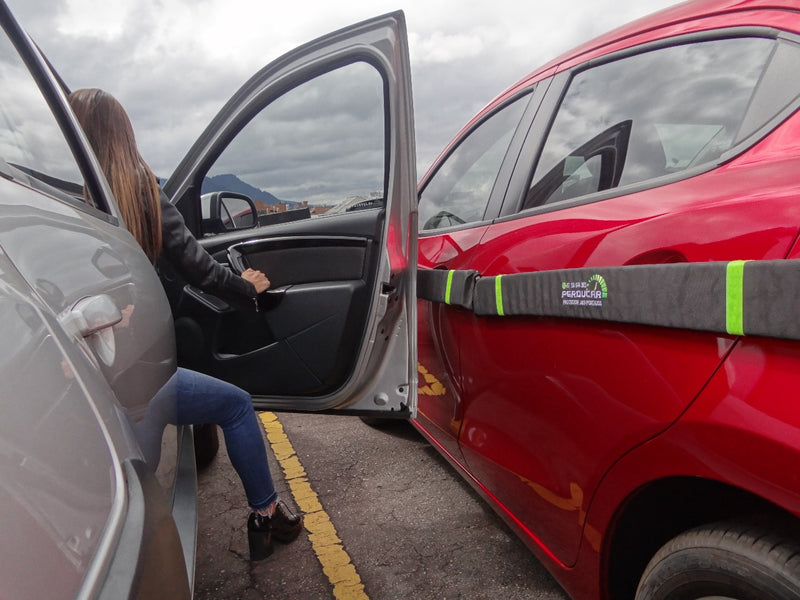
[201,191,257,235]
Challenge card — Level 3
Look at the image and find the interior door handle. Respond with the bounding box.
[62,294,122,338]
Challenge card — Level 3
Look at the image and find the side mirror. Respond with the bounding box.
[201,192,257,235]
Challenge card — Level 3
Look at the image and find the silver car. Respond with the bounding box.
[0,2,417,597]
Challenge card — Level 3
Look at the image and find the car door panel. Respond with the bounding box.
[177,277,368,396]
[175,210,383,397]
[178,223,379,396]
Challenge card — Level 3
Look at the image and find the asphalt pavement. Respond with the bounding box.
[193,412,569,599]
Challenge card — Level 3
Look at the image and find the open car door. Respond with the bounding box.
[162,12,417,417]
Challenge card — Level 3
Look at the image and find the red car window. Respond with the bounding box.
[525,36,776,210]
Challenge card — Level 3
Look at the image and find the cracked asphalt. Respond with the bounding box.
[193,413,569,599]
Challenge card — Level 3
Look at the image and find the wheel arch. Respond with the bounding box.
[604,476,800,600]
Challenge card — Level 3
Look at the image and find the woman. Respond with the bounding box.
[68,88,301,561]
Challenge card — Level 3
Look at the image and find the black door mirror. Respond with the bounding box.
[201,191,257,235]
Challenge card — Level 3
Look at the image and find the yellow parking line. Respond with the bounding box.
[259,412,369,600]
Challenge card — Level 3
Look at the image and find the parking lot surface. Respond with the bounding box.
[194,412,569,599]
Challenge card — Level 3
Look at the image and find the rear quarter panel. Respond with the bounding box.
[575,335,800,600]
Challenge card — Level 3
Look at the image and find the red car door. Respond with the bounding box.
[416,83,550,462]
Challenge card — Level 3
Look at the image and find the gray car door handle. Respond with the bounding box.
[61,294,123,338]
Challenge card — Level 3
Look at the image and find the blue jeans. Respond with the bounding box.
[135,368,277,511]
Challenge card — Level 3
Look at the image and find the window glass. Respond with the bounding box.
[0,31,86,204]
[525,37,775,209]
[204,61,384,234]
[419,94,530,231]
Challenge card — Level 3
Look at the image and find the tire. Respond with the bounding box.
[359,416,395,429]
[193,423,220,469]
[635,519,800,600]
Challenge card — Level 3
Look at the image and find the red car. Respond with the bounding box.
[415,1,800,599]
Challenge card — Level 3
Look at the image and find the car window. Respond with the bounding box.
[524,37,777,209]
[419,93,530,232]
[202,61,385,234]
[0,30,88,206]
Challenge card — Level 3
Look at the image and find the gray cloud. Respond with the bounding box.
[5,0,681,201]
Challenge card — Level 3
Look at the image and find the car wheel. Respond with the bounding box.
[193,423,220,469]
[359,416,395,429]
[635,520,800,600]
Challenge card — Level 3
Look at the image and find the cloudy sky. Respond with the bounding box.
[6,0,682,202]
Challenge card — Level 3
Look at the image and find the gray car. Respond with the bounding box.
[0,3,416,598]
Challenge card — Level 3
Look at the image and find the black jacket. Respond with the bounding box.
[159,192,256,300]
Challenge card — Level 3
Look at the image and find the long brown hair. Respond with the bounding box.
[68,88,162,262]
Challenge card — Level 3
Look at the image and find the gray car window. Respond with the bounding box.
[525,37,776,209]
[0,31,86,204]
[203,61,385,231]
[419,93,529,231]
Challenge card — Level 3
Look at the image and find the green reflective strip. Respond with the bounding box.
[495,275,505,316]
[726,260,747,336]
[445,270,454,305]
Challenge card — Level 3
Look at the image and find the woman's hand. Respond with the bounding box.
[242,268,271,294]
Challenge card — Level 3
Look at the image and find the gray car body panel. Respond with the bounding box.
[0,242,125,600]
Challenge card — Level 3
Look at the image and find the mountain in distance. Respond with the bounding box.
[202,173,293,208]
